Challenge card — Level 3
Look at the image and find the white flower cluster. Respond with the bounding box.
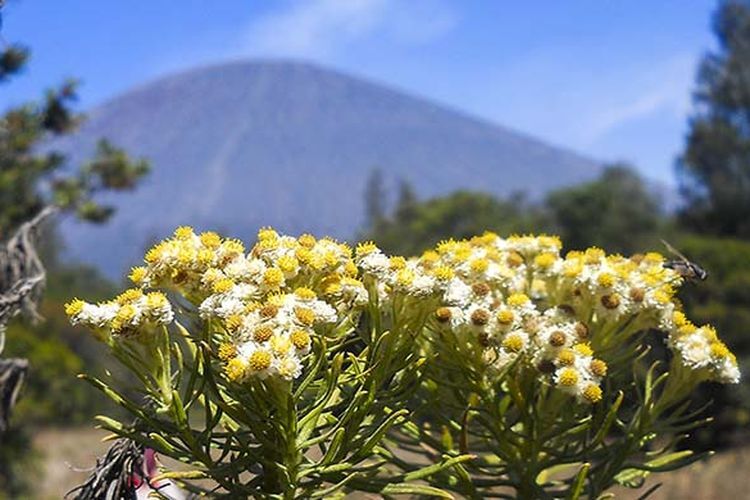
[66,289,174,337]
[414,232,739,403]
[354,243,437,297]
[668,322,740,383]
[219,290,337,381]
[88,227,369,382]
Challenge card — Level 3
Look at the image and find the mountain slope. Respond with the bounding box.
[53,60,601,277]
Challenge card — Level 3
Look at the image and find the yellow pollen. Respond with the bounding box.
[496,310,515,325]
[277,255,299,274]
[244,301,261,313]
[225,315,243,332]
[534,252,556,268]
[294,306,316,326]
[557,349,576,366]
[174,226,194,240]
[539,235,562,249]
[584,247,605,264]
[116,288,143,305]
[295,247,312,264]
[270,335,292,356]
[263,268,284,288]
[573,343,594,357]
[254,326,274,342]
[294,287,316,300]
[199,231,221,248]
[470,258,489,273]
[673,311,688,327]
[323,250,339,267]
[260,304,279,318]
[558,367,579,387]
[453,246,472,262]
[221,239,245,257]
[298,233,316,248]
[343,260,358,277]
[676,322,697,337]
[146,292,168,309]
[248,350,273,372]
[176,246,195,264]
[389,256,407,270]
[291,330,311,350]
[356,241,378,256]
[564,260,584,277]
[144,242,166,264]
[506,252,524,268]
[582,384,603,403]
[212,278,234,294]
[436,239,457,255]
[129,266,148,285]
[590,359,608,377]
[502,333,524,353]
[420,250,439,265]
[643,252,664,264]
[597,272,615,288]
[396,269,416,287]
[507,293,530,307]
[257,227,279,242]
[197,249,215,266]
[114,304,136,329]
[225,357,246,381]
[217,343,237,361]
[65,299,85,317]
[433,266,455,281]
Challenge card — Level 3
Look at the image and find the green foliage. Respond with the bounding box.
[362,187,547,255]
[363,167,387,230]
[358,166,750,454]
[678,0,750,237]
[0,6,150,496]
[0,424,38,499]
[362,165,662,258]
[3,263,117,425]
[546,165,662,253]
[70,227,736,498]
[0,25,149,235]
[671,234,750,448]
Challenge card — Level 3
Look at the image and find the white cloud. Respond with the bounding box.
[242,0,456,59]
[580,55,695,146]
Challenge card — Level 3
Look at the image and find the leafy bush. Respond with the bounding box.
[67,226,739,498]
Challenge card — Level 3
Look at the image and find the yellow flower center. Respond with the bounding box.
[254,326,274,342]
[582,383,603,403]
[248,350,273,372]
[294,307,316,326]
[558,367,579,387]
[291,330,311,350]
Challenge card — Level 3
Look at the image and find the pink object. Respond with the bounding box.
[134,448,187,500]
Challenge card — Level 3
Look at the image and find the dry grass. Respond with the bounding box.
[28,427,750,499]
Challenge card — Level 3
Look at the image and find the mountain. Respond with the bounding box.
[52,60,601,278]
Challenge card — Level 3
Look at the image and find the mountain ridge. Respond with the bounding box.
[52,59,602,277]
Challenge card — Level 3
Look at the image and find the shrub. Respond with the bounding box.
[67,227,739,498]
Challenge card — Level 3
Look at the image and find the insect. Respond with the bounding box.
[661,239,708,281]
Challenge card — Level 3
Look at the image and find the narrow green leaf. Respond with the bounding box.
[567,462,590,500]
[380,483,454,498]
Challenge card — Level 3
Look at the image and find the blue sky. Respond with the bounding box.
[1,0,718,185]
